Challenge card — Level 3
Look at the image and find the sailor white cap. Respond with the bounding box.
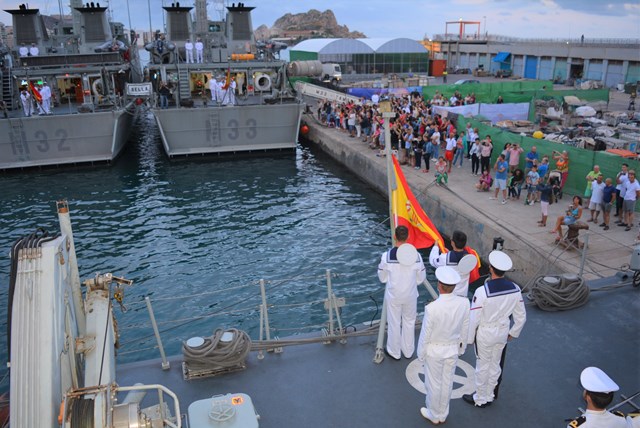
[580,367,619,393]
[488,250,512,271]
[435,266,461,286]
[397,243,418,266]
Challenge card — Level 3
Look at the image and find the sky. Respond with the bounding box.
[0,0,638,40]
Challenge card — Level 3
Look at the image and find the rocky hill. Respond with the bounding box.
[254,9,365,41]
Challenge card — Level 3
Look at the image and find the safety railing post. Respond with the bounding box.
[145,296,170,370]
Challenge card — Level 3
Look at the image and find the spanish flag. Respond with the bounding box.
[221,66,231,90]
[391,154,445,251]
[28,81,42,104]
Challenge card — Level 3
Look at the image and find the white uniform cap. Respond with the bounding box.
[488,250,512,271]
[580,367,619,393]
[435,266,461,286]
[397,243,418,266]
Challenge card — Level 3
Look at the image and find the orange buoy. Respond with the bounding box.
[300,124,309,135]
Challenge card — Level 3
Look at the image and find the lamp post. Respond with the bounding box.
[483,16,487,38]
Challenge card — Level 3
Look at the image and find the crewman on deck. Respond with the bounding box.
[29,43,39,57]
[417,266,469,425]
[195,38,204,63]
[20,89,32,117]
[377,226,426,360]
[209,76,218,103]
[40,81,52,114]
[566,366,627,428]
[429,230,473,298]
[463,250,526,408]
[185,39,194,64]
[18,43,28,57]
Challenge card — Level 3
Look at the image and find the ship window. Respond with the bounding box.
[84,14,106,42]
[232,13,251,40]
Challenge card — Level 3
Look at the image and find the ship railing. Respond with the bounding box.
[117,266,383,367]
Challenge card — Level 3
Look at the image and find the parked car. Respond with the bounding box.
[453,79,480,85]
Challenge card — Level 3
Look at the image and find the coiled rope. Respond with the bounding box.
[528,275,590,311]
[182,328,252,369]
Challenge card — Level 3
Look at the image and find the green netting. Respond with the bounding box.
[457,117,640,208]
[421,80,552,104]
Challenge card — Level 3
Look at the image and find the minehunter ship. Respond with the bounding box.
[0,1,141,171]
[145,2,303,158]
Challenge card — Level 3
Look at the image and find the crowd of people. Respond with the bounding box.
[316,93,640,239]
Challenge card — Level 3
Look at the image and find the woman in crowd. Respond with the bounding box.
[553,150,570,189]
[480,135,493,173]
[508,168,525,200]
[550,195,583,239]
[475,170,493,191]
[469,138,481,175]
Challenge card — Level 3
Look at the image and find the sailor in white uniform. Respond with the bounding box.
[20,90,32,117]
[417,266,469,425]
[429,230,474,298]
[463,250,526,408]
[29,43,39,56]
[377,226,426,360]
[185,39,194,63]
[566,367,628,428]
[195,38,203,63]
[209,76,218,103]
[18,43,28,57]
[40,82,52,114]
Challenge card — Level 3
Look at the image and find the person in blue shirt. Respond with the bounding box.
[525,146,539,175]
[490,154,509,204]
[600,178,617,231]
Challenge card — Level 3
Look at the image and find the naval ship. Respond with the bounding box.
[4,200,639,427]
[0,1,141,171]
[145,2,303,157]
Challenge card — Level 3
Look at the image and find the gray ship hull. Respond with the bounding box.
[153,103,303,157]
[0,108,134,170]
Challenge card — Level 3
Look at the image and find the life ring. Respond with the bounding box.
[255,74,271,92]
[92,78,104,96]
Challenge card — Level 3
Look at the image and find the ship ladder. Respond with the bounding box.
[2,70,14,110]
[178,68,191,101]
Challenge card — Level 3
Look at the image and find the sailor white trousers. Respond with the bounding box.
[424,355,457,422]
[473,327,508,405]
[385,297,416,359]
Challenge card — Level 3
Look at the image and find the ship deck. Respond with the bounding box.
[117,276,640,428]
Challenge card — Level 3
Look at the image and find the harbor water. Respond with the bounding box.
[0,113,437,387]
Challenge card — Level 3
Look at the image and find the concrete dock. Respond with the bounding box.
[303,115,637,285]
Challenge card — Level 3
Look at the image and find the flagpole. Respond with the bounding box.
[373,102,396,364]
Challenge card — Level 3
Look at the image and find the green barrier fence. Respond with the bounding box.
[422,80,553,104]
[422,83,610,106]
[457,117,640,207]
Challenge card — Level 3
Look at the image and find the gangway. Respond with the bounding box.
[295,81,362,105]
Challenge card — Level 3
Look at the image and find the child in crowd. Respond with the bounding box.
[475,170,493,191]
[508,168,524,199]
[525,164,540,205]
[435,156,448,185]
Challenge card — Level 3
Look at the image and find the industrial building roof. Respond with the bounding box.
[291,38,428,54]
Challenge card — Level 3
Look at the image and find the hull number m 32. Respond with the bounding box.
[10,128,70,155]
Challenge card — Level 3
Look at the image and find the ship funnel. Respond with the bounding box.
[4,6,49,47]
[163,3,194,43]
[73,3,113,49]
[226,3,256,55]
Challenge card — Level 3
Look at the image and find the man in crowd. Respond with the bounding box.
[464,251,526,408]
[599,178,617,231]
[584,165,601,207]
[417,266,469,425]
[587,174,605,224]
[195,38,204,63]
[490,154,509,204]
[620,170,640,231]
[525,146,539,176]
[377,226,426,360]
[185,39,194,63]
[615,163,629,218]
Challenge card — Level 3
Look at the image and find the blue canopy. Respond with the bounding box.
[492,52,511,63]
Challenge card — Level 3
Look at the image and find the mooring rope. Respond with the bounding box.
[528,275,590,311]
[182,328,252,370]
